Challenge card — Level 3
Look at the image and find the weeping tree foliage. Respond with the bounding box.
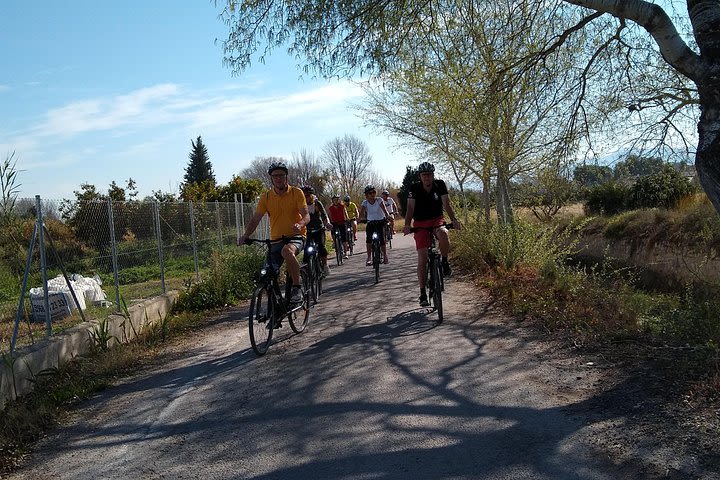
[358,1,591,223]
[217,0,715,215]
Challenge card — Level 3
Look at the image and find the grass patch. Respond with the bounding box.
[452,213,720,399]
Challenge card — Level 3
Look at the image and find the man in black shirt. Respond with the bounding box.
[402,162,462,306]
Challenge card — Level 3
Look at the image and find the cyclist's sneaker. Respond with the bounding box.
[343,253,349,259]
[383,257,389,264]
[289,286,303,305]
[442,260,452,277]
[419,293,430,307]
[366,259,372,266]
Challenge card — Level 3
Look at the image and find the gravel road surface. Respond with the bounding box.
[7,233,713,479]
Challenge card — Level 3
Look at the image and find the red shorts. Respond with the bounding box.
[412,217,446,250]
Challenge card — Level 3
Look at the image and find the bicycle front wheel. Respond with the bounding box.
[315,260,324,298]
[372,242,381,283]
[289,266,311,333]
[431,258,444,323]
[307,257,318,304]
[249,285,275,355]
[334,234,343,266]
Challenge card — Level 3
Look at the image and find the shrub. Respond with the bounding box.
[584,181,631,216]
[173,247,263,312]
[453,218,585,273]
[629,166,697,210]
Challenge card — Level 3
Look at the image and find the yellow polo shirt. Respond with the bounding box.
[256,186,307,240]
[346,201,359,220]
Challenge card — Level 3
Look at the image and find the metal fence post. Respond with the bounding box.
[240,193,246,235]
[215,200,223,251]
[107,199,121,313]
[189,201,200,281]
[154,202,166,294]
[35,196,52,337]
[234,194,240,242]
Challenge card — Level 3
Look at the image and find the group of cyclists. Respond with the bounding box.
[238,160,461,310]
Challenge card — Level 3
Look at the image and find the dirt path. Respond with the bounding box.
[7,234,718,479]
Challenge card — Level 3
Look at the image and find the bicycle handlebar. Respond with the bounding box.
[242,235,304,246]
[409,223,454,233]
[358,218,388,225]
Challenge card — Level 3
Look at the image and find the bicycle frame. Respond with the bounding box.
[366,219,386,284]
[304,227,325,304]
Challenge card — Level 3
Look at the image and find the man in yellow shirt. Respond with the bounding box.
[239,161,310,305]
[344,195,359,241]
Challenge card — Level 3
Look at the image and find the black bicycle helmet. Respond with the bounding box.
[267,161,288,175]
[331,193,340,199]
[381,189,390,195]
[417,161,435,173]
[301,185,315,194]
[364,185,376,194]
[343,195,351,202]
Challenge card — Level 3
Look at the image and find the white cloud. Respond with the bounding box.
[35,83,183,137]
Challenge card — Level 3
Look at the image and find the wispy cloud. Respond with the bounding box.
[29,81,363,139]
[35,84,183,137]
[190,82,364,131]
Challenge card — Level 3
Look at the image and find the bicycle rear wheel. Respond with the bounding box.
[289,267,311,333]
[431,258,444,322]
[249,285,275,355]
[386,224,393,249]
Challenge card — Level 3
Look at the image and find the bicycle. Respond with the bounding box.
[303,227,325,304]
[346,221,355,256]
[384,220,393,249]
[243,236,311,355]
[331,223,345,266]
[364,219,387,284]
[410,223,453,323]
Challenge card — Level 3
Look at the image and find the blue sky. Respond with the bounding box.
[1,1,414,200]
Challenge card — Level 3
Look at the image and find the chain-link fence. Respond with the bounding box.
[2,196,268,353]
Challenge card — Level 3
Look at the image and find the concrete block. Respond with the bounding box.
[0,291,179,410]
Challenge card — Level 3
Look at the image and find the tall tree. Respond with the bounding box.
[184,136,215,185]
[290,149,329,194]
[321,134,372,197]
[217,0,720,216]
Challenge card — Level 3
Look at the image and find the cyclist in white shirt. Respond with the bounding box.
[381,189,398,233]
[359,185,392,266]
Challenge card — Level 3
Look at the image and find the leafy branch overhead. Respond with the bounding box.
[217,0,720,217]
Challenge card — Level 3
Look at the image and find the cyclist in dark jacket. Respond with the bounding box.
[402,162,462,306]
[302,185,332,276]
